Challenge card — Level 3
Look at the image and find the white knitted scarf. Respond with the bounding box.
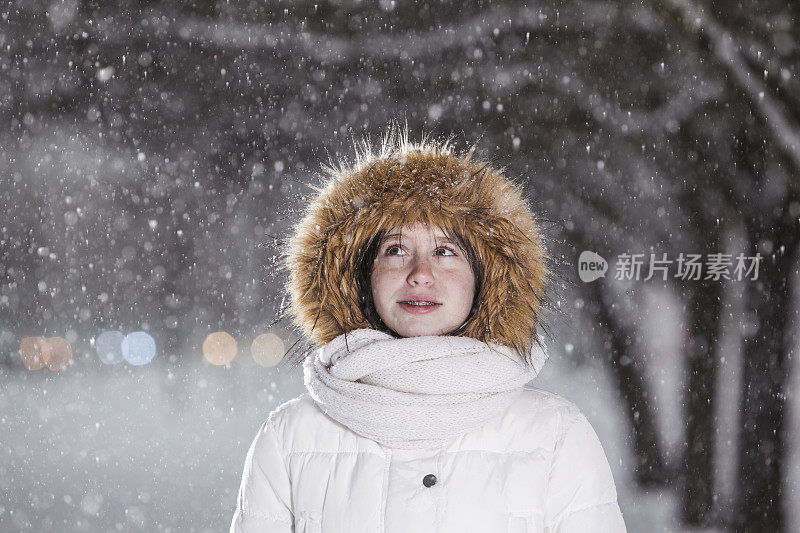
[303,328,548,449]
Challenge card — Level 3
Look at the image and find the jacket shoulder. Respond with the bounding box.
[266,393,383,454]
[515,386,585,423]
[454,386,586,453]
[514,386,587,436]
[266,393,325,442]
[266,393,319,429]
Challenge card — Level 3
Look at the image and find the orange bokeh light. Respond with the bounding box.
[20,337,49,370]
[19,337,73,371]
[45,337,73,370]
[202,331,237,366]
[251,333,285,367]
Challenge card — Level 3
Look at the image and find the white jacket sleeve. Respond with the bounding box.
[230,417,294,532]
[544,411,627,532]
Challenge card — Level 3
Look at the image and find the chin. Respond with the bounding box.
[396,324,453,338]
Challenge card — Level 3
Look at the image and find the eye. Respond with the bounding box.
[385,245,405,256]
[383,244,457,257]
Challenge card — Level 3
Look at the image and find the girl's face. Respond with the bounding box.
[370,223,475,337]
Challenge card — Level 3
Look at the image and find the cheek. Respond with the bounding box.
[454,268,476,291]
[446,269,476,305]
[370,269,393,304]
[463,273,477,304]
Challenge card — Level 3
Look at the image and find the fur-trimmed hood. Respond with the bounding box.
[279,127,552,366]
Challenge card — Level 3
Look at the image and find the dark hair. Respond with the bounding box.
[354,227,484,338]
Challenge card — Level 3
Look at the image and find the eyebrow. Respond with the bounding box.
[382,233,457,244]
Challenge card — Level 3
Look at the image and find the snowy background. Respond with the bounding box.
[2,1,800,532]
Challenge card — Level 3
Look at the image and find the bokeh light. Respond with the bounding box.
[121,331,157,366]
[95,330,125,365]
[202,331,237,366]
[19,337,48,370]
[44,337,73,370]
[251,333,285,367]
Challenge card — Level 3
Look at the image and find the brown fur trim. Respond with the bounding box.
[278,125,552,366]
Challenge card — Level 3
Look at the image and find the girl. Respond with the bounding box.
[230,127,627,532]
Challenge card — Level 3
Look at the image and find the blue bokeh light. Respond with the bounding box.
[95,330,125,365]
[121,331,157,366]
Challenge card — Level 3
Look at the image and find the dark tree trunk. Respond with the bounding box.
[674,172,726,526]
[734,211,800,532]
[679,278,723,525]
[586,280,669,486]
[564,222,668,487]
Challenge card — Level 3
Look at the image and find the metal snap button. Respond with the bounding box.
[422,473,437,487]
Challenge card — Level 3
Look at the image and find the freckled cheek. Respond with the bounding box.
[370,270,402,302]
[450,270,476,301]
[442,266,475,285]
[372,266,404,283]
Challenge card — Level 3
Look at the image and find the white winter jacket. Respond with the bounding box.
[230,386,626,533]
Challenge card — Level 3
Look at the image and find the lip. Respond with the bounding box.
[398,301,442,314]
[398,296,441,304]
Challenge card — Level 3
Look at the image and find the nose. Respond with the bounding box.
[407,257,434,286]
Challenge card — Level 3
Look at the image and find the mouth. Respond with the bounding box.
[398,300,442,314]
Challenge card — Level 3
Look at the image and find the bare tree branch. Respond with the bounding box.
[650,0,800,186]
[90,5,614,60]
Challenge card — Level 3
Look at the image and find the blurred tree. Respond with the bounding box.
[3,2,799,531]
[648,1,800,529]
